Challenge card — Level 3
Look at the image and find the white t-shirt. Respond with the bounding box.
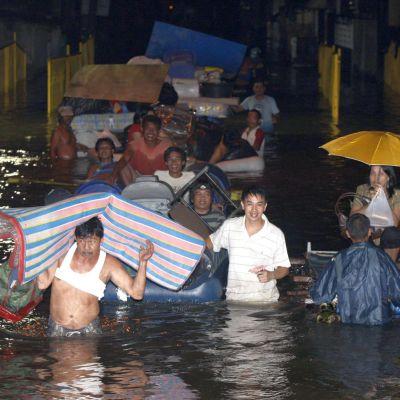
[240,95,279,133]
[155,170,195,194]
[210,215,290,302]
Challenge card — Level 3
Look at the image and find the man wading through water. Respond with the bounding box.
[37,217,154,337]
[206,186,290,302]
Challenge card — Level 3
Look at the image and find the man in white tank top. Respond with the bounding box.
[37,217,154,337]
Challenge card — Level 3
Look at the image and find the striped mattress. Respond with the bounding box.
[0,193,205,291]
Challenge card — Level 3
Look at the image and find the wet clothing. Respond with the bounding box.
[210,215,290,302]
[240,95,279,133]
[55,243,107,300]
[128,137,172,175]
[310,242,400,325]
[241,126,265,155]
[47,316,102,337]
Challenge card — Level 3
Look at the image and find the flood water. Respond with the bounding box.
[1,69,400,398]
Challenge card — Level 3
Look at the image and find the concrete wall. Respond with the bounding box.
[0,18,66,78]
[352,19,377,78]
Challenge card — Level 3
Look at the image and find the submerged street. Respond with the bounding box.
[0,66,400,398]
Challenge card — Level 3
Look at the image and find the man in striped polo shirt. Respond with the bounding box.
[206,186,290,302]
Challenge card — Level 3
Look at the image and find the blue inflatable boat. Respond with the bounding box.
[49,165,232,304]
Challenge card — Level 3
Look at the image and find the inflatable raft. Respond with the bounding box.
[216,155,265,173]
[69,165,231,304]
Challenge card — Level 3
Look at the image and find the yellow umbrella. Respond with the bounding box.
[320,131,400,166]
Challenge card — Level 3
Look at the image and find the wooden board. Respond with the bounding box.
[65,64,169,103]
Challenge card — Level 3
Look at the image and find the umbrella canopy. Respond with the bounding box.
[320,131,400,166]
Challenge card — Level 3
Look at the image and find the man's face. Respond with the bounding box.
[166,151,184,174]
[193,189,212,214]
[76,235,101,258]
[143,122,159,144]
[241,194,267,223]
[97,142,114,161]
[253,82,265,96]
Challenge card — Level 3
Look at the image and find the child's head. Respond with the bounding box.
[164,146,186,176]
[95,138,115,162]
[346,213,371,242]
[247,109,262,128]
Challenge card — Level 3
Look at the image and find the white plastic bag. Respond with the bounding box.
[364,187,394,227]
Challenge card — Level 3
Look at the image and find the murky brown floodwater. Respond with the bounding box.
[1,69,400,399]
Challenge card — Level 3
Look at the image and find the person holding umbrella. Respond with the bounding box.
[350,166,400,262]
[321,131,400,262]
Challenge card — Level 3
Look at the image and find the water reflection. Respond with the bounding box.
[205,303,294,399]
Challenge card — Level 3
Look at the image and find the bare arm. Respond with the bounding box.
[109,240,154,300]
[37,261,59,290]
[255,266,289,283]
[231,105,245,113]
[209,139,228,164]
[205,236,213,251]
[50,129,60,159]
[392,204,400,227]
[111,146,133,183]
[272,113,279,124]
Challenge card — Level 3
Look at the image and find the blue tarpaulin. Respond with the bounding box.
[145,21,247,74]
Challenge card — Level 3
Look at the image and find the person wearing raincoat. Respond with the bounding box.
[310,213,400,325]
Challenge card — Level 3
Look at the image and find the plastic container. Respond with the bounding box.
[172,78,200,98]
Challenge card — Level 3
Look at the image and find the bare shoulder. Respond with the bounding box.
[104,254,123,269]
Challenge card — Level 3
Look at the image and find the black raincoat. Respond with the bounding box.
[310,242,400,325]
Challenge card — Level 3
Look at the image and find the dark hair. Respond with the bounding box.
[133,106,151,124]
[248,109,262,120]
[164,146,187,163]
[75,217,104,239]
[346,213,370,240]
[142,115,162,130]
[95,137,115,152]
[379,166,397,198]
[190,181,212,203]
[252,79,266,87]
[241,186,267,202]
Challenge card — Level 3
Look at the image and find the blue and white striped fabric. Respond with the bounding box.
[1,193,205,291]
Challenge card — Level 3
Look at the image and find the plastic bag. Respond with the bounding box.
[364,187,394,228]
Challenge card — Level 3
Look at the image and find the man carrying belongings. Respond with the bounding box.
[37,217,154,337]
[310,213,400,325]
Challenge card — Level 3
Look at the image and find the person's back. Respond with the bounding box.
[310,214,400,325]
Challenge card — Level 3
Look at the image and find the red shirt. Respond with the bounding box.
[129,137,172,175]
